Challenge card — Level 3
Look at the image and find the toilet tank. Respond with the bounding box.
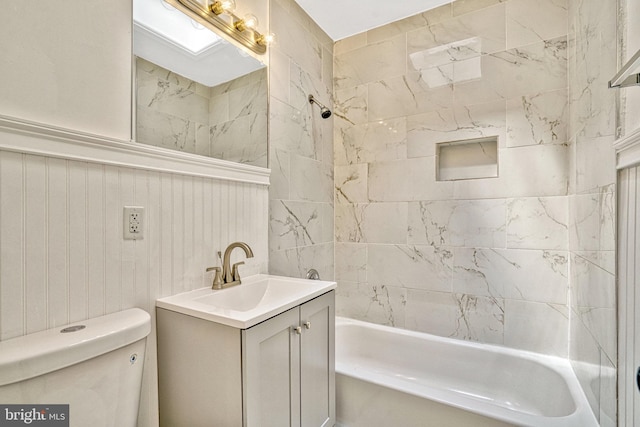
[0,308,151,427]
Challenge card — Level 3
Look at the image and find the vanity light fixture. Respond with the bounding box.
[209,0,235,15]
[166,0,273,54]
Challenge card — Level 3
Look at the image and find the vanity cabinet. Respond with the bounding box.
[157,290,335,427]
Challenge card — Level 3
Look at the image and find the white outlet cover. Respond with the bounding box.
[124,206,145,240]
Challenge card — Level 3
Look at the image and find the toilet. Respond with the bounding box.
[0,308,151,427]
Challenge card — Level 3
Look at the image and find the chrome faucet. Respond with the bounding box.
[221,241,254,287]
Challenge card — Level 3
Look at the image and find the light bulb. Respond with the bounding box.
[221,0,235,11]
[210,0,235,15]
[243,14,259,30]
[235,14,258,32]
[255,32,276,47]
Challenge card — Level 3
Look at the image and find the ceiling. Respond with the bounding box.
[293,0,453,41]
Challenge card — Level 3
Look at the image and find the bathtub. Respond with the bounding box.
[335,317,598,427]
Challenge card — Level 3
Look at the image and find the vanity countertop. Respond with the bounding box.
[156,274,336,329]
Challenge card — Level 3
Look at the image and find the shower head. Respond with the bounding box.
[308,94,332,119]
[319,107,331,119]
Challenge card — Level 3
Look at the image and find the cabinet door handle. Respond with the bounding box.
[304,321,311,330]
[293,326,302,335]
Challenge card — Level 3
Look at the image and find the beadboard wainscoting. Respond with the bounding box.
[616,128,640,426]
[0,119,269,426]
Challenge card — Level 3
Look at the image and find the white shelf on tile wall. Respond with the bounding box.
[436,136,499,181]
[0,115,270,185]
[614,127,640,170]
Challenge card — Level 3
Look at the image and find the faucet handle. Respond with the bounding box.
[206,266,224,289]
[231,261,245,282]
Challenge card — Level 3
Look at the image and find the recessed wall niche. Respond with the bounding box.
[436,136,499,181]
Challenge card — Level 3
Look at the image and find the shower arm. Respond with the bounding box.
[308,94,332,119]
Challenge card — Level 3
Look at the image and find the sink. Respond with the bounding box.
[156,274,337,328]
[193,279,305,312]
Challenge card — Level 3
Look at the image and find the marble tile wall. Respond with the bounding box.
[334,0,571,356]
[567,0,618,424]
[623,0,640,134]
[268,0,335,280]
[136,58,268,167]
[209,68,268,166]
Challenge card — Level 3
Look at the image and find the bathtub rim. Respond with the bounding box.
[335,316,599,427]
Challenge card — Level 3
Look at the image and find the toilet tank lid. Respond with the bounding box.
[0,308,151,387]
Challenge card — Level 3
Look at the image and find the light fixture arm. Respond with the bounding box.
[209,1,230,15]
[234,20,248,32]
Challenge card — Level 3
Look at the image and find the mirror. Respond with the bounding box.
[132,0,268,168]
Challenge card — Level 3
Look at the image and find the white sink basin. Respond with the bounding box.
[156,274,337,329]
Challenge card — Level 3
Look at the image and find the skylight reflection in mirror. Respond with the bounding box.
[133,0,222,55]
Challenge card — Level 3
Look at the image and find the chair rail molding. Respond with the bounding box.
[615,127,640,170]
[0,115,270,185]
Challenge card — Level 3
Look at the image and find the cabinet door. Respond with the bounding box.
[242,306,301,427]
[300,291,335,427]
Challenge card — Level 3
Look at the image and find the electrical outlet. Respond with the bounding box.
[124,206,144,240]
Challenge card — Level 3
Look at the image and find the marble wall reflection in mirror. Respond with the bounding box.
[133,0,268,168]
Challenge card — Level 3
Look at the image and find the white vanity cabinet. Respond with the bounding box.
[157,290,335,427]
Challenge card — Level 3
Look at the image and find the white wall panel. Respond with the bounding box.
[24,155,47,334]
[104,165,122,315]
[618,165,640,426]
[0,144,269,427]
[0,1,132,140]
[87,163,106,319]
[47,158,69,328]
[68,161,89,324]
[0,151,24,340]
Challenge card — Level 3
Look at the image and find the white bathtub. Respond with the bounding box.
[335,317,598,427]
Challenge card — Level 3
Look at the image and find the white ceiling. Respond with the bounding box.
[293,0,454,41]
